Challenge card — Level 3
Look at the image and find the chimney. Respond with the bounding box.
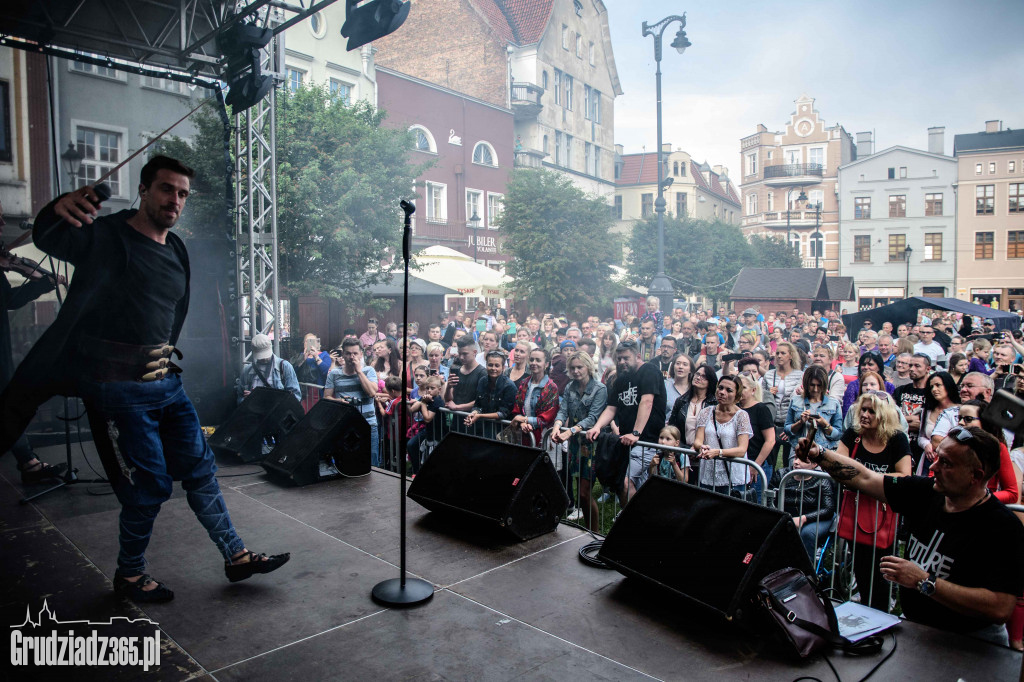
[927,126,944,155]
[985,120,1003,133]
[661,143,672,153]
[615,143,624,156]
[856,131,873,157]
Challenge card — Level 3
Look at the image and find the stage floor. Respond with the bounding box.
[1,442,1020,681]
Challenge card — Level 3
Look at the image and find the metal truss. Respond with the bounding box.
[234,26,282,367]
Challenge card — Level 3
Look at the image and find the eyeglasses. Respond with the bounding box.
[957,415,979,424]
[948,426,978,445]
[692,373,708,381]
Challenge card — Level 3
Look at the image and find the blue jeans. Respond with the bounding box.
[799,519,832,562]
[753,460,774,501]
[82,375,245,577]
[369,421,380,468]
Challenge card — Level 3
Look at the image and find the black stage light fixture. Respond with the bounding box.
[340,0,411,51]
[219,22,275,111]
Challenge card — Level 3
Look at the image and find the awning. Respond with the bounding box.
[841,297,1020,333]
[412,245,513,298]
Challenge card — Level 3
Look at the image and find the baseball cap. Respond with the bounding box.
[983,318,995,326]
[560,340,577,351]
[706,317,719,325]
[251,334,273,360]
[742,308,757,316]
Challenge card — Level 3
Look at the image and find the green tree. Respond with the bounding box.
[626,215,752,301]
[747,233,803,269]
[497,169,620,317]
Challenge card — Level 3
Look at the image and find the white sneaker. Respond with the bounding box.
[597,492,611,503]
[566,508,583,522]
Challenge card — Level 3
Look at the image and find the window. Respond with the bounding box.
[140,75,184,93]
[854,197,871,219]
[1010,161,1016,173]
[976,185,995,215]
[0,81,10,163]
[766,150,773,160]
[591,90,601,123]
[810,233,824,258]
[888,234,907,262]
[589,42,595,65]
[564,134,573,167]
[613,195,623,220]
[329,79,352,104]
[562,25,568,49]
[975,163,982,175]
[854,235,871,263]
[75,126,123,196]
[309,11,325,37]
[676,192,687,218]
[989,162,996,174]
[466,189,482,226]
[925,192,943,216]
[887,167,895,179]
[553,70,561,106]
[888,194,906,218]
[564,74,574,110]
[641,193,654,218]
[975,232,994,259]
[576,34,582,58]
[899,166,907,178]
[673,161,679,176]
[1008,231,1024,258]
[786,149,800,165]
[767,192,774,211]
[554,131,562,165]
[286,68,304,93]
[541,71,548,90]
[472,142,497,167]
[746,152,757,176]
[425,182,446,222]
[70,61,121,79]
[1009,183,1023,213]
[409,125,435,152]
[584,85,591,120]
[746,193,758,215]
[584,142,592,175]
[809,147,823,169]
[593,147,601,179]
[924,233,942,261]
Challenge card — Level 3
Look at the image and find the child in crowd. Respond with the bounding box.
[648,425,689,483]
[377,376,405,469]
[407,375,444,475]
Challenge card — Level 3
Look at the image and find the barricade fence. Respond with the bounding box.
[776,468,900,615]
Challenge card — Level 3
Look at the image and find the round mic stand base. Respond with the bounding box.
[371,577,434,607]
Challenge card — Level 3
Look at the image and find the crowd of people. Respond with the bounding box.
[235,296,1024,648]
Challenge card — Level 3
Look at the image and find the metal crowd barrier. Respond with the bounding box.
[776,469,899,614]
[297,381,324,413]
[548,431,769,537]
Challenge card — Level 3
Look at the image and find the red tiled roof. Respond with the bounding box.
[690,161,740,206]
[617,152,660,185]
[470,0,554,45]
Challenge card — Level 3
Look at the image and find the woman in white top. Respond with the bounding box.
[663,353,692,413]
[837,341,860,382]
[692,374,753,494]
[918,371,960,469]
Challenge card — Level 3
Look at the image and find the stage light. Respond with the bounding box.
[340,0,411,51]
[219,22,275,111]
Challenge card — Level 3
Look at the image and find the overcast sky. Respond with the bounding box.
[606,0,1024,172]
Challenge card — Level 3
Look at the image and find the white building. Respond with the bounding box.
[838,130,957,309]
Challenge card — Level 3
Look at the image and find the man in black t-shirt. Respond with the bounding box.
[445,335,486,417]
[893,353,930,460]
[587,340,666,498]
[796,427,1024,645]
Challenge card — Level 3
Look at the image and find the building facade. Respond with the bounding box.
[377,67,513,266]
[838,137,957,309]
[373,0,621,199]
[953,120,1024,312]
[739,95,856,274]
[280,3,376,105]
[613,144,740,241]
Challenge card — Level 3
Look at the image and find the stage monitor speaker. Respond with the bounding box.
[407,432,570,541]
[598,476,811,622]
[261,399,371,486]
[208,388,304,463]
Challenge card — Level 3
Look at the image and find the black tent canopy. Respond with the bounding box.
[842,297,1019,334]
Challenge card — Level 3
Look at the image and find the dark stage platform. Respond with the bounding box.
[1,442,1020,681]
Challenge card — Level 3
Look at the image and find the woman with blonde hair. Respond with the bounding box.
[835,390,912,610]
[838,341,860,382]
[504,340,531,390]
[763,341,803,463]
[737,372,776,494]
[893,336,915,359]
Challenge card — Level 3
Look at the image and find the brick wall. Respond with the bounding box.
[374,0,508,108]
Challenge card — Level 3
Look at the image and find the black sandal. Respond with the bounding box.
[225,550,291,583]
[114,573,174,603]
[20,461,67,485]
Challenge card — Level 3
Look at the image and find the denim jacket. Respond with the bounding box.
[238,356,301,403]
[783,395,843,450]
[555,378,607,430]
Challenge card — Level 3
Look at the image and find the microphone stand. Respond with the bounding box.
[371,200,434,607]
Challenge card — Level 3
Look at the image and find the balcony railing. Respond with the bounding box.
[763,163,824,180]
[740,210,823,228]
[411,219,468,243]
[513,148,545,169]
[510,83,543,120]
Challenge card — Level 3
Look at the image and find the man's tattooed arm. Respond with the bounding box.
[818,453,860,482]
[812,445,889,504]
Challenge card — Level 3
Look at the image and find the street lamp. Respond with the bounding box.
[904,245,913,297]
[642,12,690,307]
[786,187,808,258]
[468,210,481,263]
[809,200,822,269]
[61,141,84,189]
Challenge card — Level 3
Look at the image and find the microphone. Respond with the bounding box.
[92,182,113,205]
[19,221,33,230]
[400,199,415,216]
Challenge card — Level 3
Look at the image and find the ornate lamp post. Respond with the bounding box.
[904,244,913,297]
[61,141,84,189]
[468,210,481,263]
[642,13,690,307]
[809,200,822,269]
[786,187,808,257]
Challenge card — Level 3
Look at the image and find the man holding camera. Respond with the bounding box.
[324,337,380,466]
[238,333,301,403]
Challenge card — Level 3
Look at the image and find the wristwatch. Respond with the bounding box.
[631,430,640,437]
[917,571,937,597]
